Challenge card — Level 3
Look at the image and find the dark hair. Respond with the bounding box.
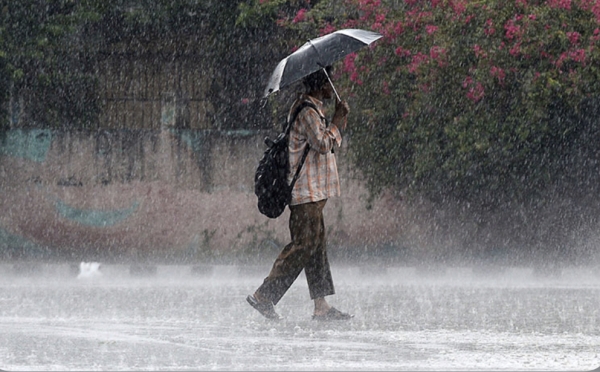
[303,66,333,92]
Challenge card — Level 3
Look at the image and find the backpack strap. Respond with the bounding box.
[290,144,310,189]
[286,101,318,190]
[284,101,318,136]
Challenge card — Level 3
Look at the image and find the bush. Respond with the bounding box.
[254,0,600,260]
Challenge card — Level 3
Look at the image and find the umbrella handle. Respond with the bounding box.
[322,67,342,102]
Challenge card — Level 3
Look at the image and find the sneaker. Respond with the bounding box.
[312,307,354,321]
[246,294,282,320]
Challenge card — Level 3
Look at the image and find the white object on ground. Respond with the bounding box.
[77,262,102,279]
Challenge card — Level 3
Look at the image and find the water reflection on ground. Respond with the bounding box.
[0,263,599,371]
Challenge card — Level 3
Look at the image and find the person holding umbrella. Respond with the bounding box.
[247,66,353,321]
[247,29,382,320]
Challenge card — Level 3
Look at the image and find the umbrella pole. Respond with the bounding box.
[322,68,342,102]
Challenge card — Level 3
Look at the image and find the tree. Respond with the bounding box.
[0,0,289,130]
[0,0,104,128]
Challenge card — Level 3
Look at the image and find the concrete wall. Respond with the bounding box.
[0,128,407,263]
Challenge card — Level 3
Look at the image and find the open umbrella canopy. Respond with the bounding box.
[264,29,383,98]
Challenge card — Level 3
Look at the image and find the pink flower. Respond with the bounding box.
[462,76,484,102]
[509,42,521,56]
[462,76,473,89]
[547,0,572,10]
[394,46,411,57]
[528,14,537,20]
[485,19,495,36]
[467,82,485,102]
[451,0,466,15]
[555,52,569,67]
[241,98,250,105]
[430,46,447,67]
[504,19,521,40]
[473,44,486,58]
[395,21,405,35]
[358,0,380,20]
[372,21,383,31]
[382,81,390,95]
[490,66,506,85]
[594,5,600,23]
[343,53,357,73]
[358,0,381,8]
[350,71,363,85]
[342,19,359,29]
[429,46,445,61]
[569,48,586,63]
[408,52,429,73]
[320,23,336,36]
[566,31,581,44]
[425,25,438,35]
[292,8,307,23]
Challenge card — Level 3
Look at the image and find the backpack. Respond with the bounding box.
[254,101,317,218]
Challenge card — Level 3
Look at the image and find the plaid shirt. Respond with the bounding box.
[287,94,342,205]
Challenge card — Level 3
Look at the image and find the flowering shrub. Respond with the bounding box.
[242,0,600,254]
[267,1,600,199]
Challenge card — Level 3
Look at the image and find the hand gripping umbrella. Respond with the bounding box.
[264,29,383,100]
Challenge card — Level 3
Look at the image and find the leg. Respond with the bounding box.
[303,200,335,300]
[254,201,324,306]
[300,201,352,320]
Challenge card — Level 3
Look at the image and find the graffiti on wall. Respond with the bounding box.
[0,127,284,261]
[0,128,405,262]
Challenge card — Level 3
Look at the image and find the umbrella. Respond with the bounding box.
[264,28,383,100]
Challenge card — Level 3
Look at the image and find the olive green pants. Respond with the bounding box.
[256,199,335,305]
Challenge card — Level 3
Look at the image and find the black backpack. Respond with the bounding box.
[254,101,317,218]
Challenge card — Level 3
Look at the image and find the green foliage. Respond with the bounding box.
[0,0,103,128]
[276,0,600,208]
[237,0,289,27]
[0,0,282,130]
[261,0,600,253]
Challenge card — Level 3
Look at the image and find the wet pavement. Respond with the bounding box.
[0,263,599,371]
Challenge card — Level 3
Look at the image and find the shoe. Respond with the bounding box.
[246,294,282,320]
[312,307,354,321]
